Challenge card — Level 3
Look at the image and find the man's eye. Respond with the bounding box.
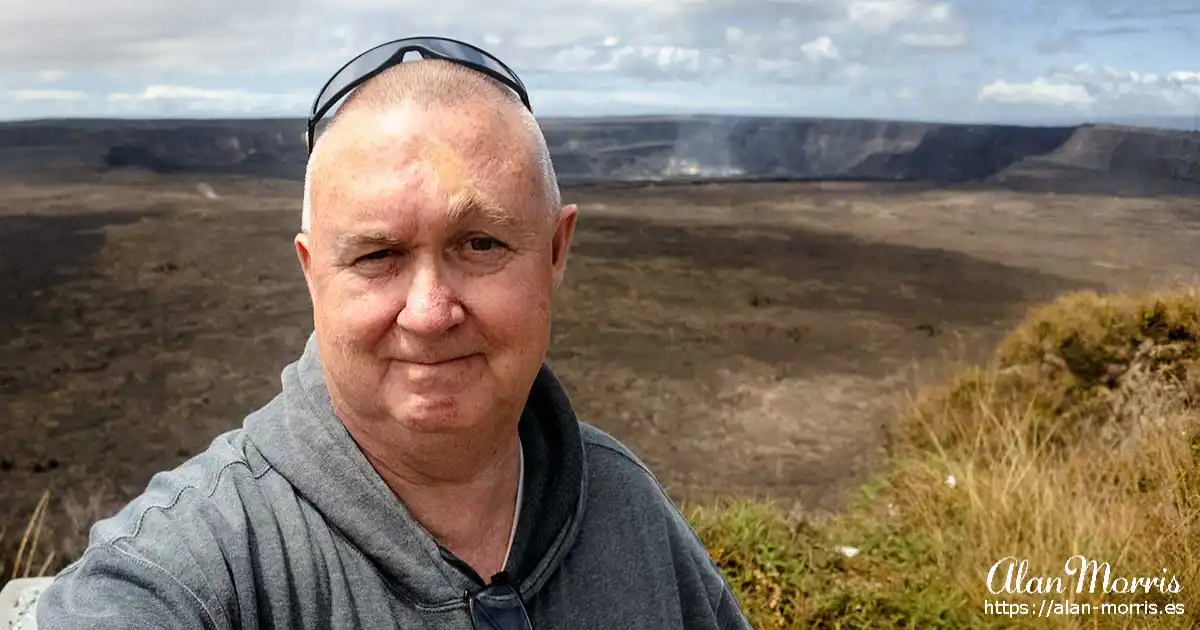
[466,237,504,252]
[357,250,392,263]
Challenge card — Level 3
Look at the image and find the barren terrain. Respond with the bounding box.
[3,171,1200,562]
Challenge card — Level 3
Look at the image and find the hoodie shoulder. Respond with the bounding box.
[578,423,658,478]
[89,426,273,547]
[37,425,278,630]
[575,423,752,629]
[578,423,681,519]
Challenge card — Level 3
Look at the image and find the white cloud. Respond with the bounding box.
[844,0,965,48]
[602,45,706,76]
[36,70,66,83]
[979,63,1200,114]
[9,89,88,101]
[1167,71,1200,86]
[896,32,965,48]
[104,85,308,114]
[0,0,969,118]
[978,79,1096,108]
[842,63,868,80]
[536,86,781,113]
[847,0,923,32]
[801,36,840,63]
[0,0,965,80]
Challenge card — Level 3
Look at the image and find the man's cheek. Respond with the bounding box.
[331,292,400,333]
[478,278,546,326]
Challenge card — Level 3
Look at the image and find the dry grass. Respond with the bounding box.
[1,486,119,590]
[2,491,56,583]
[690,286,1200,628]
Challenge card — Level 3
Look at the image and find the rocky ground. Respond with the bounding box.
[2,171,1199,564]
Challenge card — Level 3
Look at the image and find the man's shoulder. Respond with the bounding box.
[85,425,277,551]
[38,424,287,628]
[576,422,712,556]
[577,422,682,514]
[575,423,749,624]
[578,422,658,483]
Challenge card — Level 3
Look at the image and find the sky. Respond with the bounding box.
[0,0,1198,125]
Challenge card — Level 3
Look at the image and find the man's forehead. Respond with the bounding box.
[308,111,544,237]
[417,136,473,196]
[315,110,537,210]
[319,108,525,185]
[325,105,505,159]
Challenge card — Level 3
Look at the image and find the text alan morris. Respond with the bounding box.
[986,555,1183,596]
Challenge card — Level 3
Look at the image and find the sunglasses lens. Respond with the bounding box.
[416,39,524,89]
[313,37,526,122]
[469,586,533,630]
[313,42,411,116]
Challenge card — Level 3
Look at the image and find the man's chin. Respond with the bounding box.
[386,392,478,432]
[379,357,499,429]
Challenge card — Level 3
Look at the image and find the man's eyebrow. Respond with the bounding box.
[332,193,525,253]
[335,231,406,252]
[445,190,518,228]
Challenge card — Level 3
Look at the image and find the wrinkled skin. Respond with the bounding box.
[295,102,578,485]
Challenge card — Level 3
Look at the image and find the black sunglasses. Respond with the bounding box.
[306,36,533,154]
[466,573,533,630]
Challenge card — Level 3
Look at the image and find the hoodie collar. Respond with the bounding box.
[244,333,587,607]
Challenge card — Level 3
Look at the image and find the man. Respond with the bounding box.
[35,37,751,629]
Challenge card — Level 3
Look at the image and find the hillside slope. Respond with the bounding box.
[0,116,1197,191]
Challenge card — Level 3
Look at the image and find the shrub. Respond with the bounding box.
[698,287,1200,628]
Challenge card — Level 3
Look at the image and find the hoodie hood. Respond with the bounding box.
[243,333,587,607]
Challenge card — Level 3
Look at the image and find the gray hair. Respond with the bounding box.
[300,60,560,233]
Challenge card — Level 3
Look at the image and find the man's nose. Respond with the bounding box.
[395,261,466,335]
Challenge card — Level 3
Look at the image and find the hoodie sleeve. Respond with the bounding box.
[714,583,752,630]
[665,507,754,630]
[35,542,219,630]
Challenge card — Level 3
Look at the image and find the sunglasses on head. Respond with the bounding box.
[306,35,533,154]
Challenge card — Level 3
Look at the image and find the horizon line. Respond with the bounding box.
[0,112,1196,132]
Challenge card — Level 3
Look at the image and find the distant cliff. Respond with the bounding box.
[0,119,307,180]
[0,116,1197,191]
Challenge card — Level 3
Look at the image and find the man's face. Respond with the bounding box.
[295,105,577,436]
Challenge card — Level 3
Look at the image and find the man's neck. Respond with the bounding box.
[345,417,524,580]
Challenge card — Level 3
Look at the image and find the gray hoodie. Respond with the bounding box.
[36,334,752,629]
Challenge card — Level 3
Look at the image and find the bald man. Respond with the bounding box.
[34,59,751,629]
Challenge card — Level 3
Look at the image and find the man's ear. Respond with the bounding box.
[551,203,579,289]
[294,232,317,303]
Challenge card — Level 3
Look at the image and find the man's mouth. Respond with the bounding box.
[396,354,476,366]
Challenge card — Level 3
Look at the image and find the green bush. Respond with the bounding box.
[694,288,1200,629]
